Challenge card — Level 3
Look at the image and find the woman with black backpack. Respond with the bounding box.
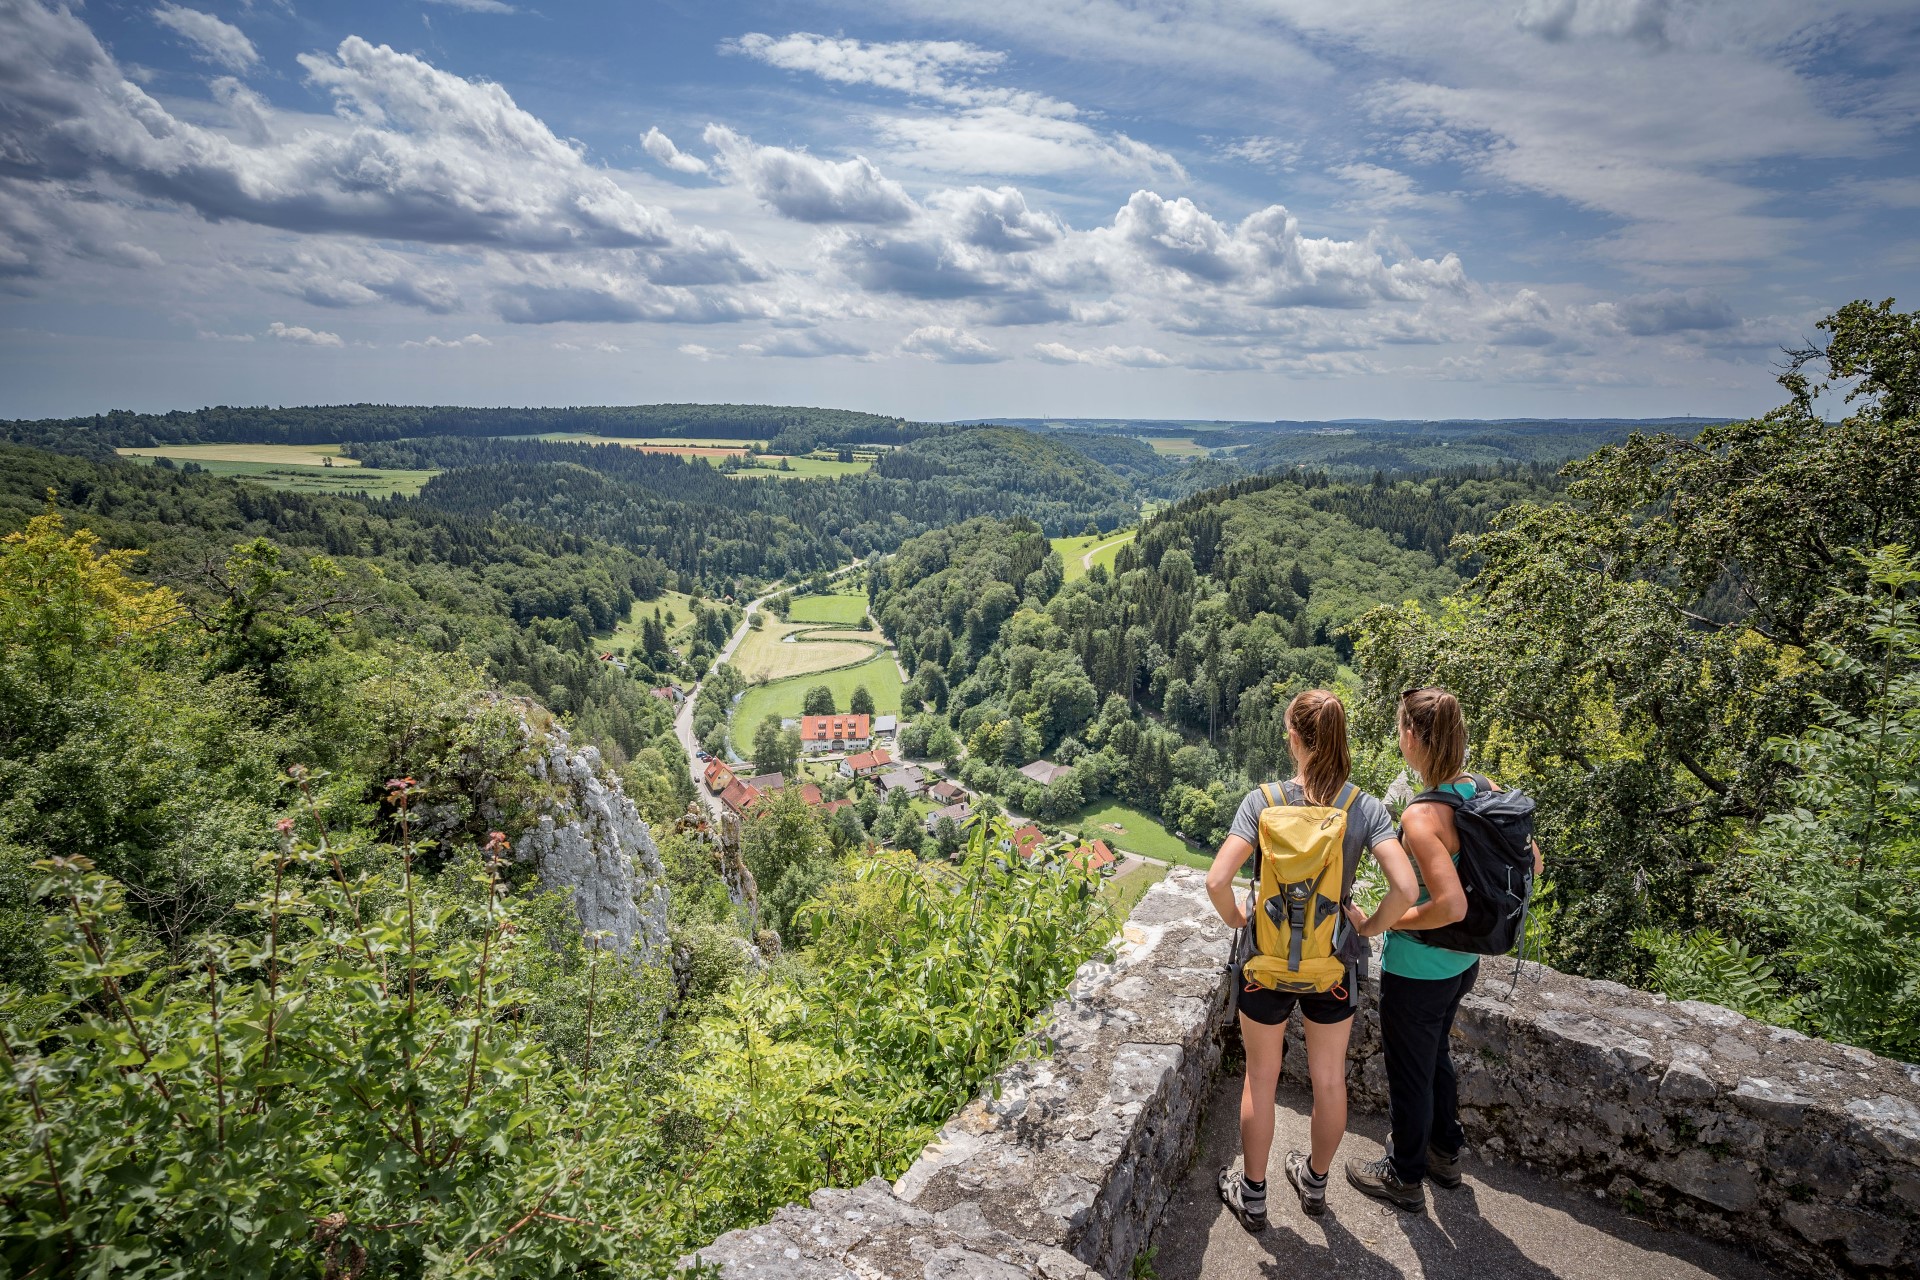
[1205,689,1417,1229]
[1345,687,1543,1211]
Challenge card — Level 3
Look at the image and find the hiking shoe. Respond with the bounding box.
[1427,1145,1464,1190]
[1385,1136,1464,1190]
[1218,1164,1268,1232]
[1345,1155,1425,1211]
[1284,1150,1327,1217]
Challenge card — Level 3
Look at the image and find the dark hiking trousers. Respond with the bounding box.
[1380,961,1479,1184]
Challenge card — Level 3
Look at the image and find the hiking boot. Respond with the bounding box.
[1427,1145,1464,1190]
[1218,1164,1268,1232]
[1284,1150,1327,1217]
[1345,1155,1426,1211]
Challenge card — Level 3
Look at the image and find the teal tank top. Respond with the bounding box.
[1380,779,1481,980]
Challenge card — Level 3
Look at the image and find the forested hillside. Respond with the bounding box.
[872,469,1480,833]
[1,402,924,455]
[0,443,1113,1273]
[349,426,1140,588]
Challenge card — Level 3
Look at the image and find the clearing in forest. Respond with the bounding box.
[605,590,704,661]
[732,621,881,682]
[1056,528,1137,582]
[728,456,874,479]
[787,592,872,625]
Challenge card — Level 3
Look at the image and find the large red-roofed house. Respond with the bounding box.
[801,714,871,755]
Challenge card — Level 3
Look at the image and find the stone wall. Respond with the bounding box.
[694,867,1234,1279]
[1283,952,1920,1277]
[696,869,1920,1279]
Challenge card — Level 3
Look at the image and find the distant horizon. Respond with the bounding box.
[6,401,1749,430]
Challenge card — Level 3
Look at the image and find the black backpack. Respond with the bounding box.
[1402,775,1536,956]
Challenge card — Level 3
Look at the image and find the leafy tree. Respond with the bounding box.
[803,685,835,715]
[752,713,798,778]
[849,684,875,716]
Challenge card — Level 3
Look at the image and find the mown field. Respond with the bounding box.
[732,620,882,682]
[731,652,904,751]
[1102,860,1168,915]
[1141,437,1214,457]
[729,456,874,479]
[117,451,436,497]
[119,442,361,466]
[787,592,871,625]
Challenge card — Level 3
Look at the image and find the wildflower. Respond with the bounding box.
[275,817,296,835]
[484,831,510,853]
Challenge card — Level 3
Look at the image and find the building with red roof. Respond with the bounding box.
[1070,839,1118,876]
[703,760,735,792]
[719,779,761,815]
[800,714,871,755]
[839,748,893,778]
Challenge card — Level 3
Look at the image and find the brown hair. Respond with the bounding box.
[1399,687,1467,787]
[1285,689,1352,806]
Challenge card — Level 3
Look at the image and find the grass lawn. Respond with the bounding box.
[731,653,904,751]
[1085,530,1136,578]
[787,592,871,625]
[1102,861,1169,916]
[119,454,435,498]
[1068,799,1211,869]
[729,456,874,479]
[733,620,881,682]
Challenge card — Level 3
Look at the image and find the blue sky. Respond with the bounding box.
[2,0,1917,421]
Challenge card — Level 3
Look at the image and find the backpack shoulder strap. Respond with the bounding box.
[1260,782,1285,809]
[1337,783,1359,814]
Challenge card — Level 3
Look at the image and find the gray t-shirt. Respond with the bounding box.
[1227,780,1397,899]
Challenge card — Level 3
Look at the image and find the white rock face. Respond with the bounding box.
[515,726,670,962]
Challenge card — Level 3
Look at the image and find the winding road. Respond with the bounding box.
[671,558,869,825]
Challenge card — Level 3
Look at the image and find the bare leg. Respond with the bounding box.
[1238,1012,1287,1181]
[1302,1015,1354,1176]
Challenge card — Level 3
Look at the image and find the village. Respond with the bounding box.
[696,711,1124,879]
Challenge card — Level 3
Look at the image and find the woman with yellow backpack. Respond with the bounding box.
[1204,689,1418,1229]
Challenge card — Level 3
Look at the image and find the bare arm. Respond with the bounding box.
[1347,836,1418,937]
[1205,834,1255,930]
[1390,804,1467,930]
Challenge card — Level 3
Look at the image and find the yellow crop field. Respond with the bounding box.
[117,443,361,467]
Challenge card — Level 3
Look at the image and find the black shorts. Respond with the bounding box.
[1235,962,1356,1026]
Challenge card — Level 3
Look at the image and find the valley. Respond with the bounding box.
[4,314,1918,1276]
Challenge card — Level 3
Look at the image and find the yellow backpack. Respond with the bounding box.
[1243,781,1356,994]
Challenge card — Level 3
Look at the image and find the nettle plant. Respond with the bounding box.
[0,774,703,1279]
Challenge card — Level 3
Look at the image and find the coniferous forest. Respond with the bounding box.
[1,299,1917,1273]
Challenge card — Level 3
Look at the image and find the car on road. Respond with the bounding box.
[696,751,711,761]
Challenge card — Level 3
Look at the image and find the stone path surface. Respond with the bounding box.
[1154,1072,1772,1280]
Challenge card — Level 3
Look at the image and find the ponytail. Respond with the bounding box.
[1399,687,1467,787]
[1286,689,1351,806]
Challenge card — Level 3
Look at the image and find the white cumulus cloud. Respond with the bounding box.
[402,332,491,348]
[152,4,259,73]
[901,325,1004,363]
[642,127,709,175]
[267,321,343,346]
[704,124,918,224]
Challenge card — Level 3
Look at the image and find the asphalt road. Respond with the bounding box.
[671,559,867,825]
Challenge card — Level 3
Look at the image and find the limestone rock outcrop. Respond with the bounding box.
[515,723,670,962]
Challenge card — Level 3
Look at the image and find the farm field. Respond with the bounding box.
[523,433,762,450]
[732,619,882,682]
[1067,799,1208,868]
[1140,437,1213,457]
[786,592,871,625]
[1085,530,1136,578]
[730,653,904,753]
[118,453,436,497]
[729,456,873,479]
[118,442,361,467]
